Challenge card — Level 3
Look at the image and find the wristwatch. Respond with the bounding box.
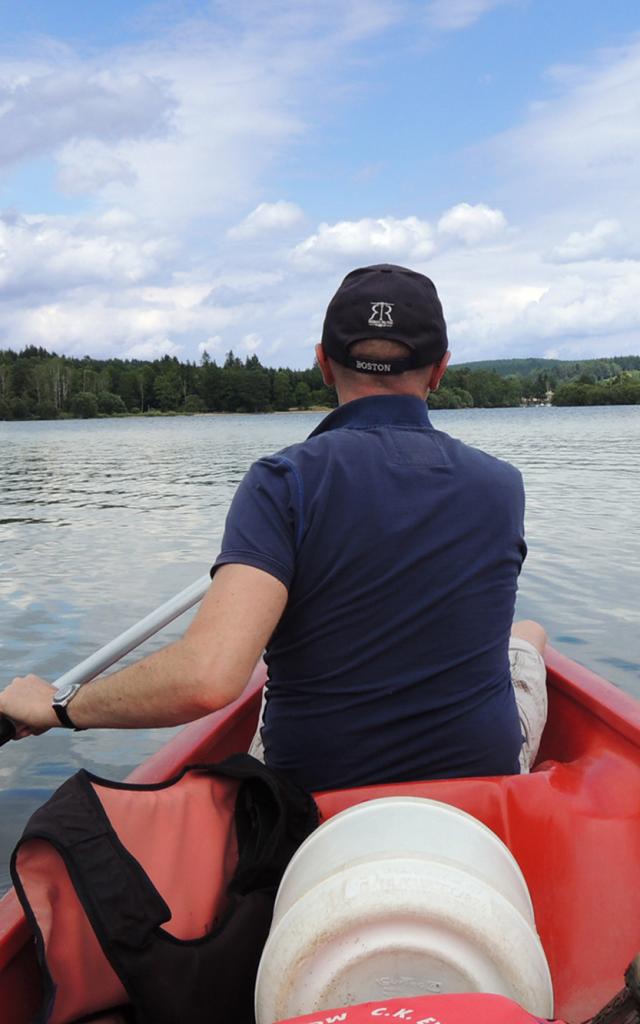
[52,682,83,730]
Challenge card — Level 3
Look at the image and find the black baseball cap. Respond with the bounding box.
[321,264,448,375]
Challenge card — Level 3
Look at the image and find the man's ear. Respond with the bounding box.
[315,343,335,387]
[429,350,451,392]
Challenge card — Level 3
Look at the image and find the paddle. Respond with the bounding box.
[0,574,211,748]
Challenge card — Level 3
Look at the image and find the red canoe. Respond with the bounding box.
[1,646,639,1024]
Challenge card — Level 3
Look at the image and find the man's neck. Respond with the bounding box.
[335,382,430,406]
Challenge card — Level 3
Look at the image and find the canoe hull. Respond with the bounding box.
[1,650,639,1023]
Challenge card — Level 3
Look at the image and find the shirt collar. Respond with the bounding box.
[308,394,433,438]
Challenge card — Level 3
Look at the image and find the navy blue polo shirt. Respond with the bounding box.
[213,395,526,792]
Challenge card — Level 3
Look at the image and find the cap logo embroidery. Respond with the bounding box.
[355,359,392,373]
[368,301,394,328]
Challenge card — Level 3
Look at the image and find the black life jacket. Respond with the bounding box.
[11,754,318,1024]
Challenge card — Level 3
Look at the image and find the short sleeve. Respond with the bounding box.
[210,455,303,590]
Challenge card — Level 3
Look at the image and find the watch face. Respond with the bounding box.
[55,682,80,705]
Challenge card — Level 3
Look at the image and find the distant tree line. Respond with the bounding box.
[551,374,640,406]
[454,355,640,381]
[430,360,640,410]
[0,348,335,420]
[1,348,639,420]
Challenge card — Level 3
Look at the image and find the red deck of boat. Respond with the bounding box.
[1,650,639,1024]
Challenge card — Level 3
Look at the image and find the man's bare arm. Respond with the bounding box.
[0,565,288,736]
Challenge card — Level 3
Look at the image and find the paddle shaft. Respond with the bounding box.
[0,574,211,748]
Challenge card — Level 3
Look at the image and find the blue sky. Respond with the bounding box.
[1,0,639,367]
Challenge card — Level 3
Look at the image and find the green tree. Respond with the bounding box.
[217,367,243,411]
[71,392,99,418]
[10,396,32,419]
[293,382,312,409]
[154,373,181,411]
[10,359,37,409]
[136,366,155,412]
[224,350,243,369]
[35,401,59,420]
[429,387,474,410]
[236,358,271,412]
[79,358,99,394]
[97,392,127,415]
[198,360,222,411]
[0,361,12,408]
[184,394,206,413]
[117,370,143,411]
[552,383,594,406]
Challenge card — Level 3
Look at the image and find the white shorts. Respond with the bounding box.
[509,636,548,773]
[249,638,549,776]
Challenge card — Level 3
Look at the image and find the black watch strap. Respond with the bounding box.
[53,702,80,730]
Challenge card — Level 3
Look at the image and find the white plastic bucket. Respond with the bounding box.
[255,797,553,1024]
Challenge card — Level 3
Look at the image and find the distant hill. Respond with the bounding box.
[454,356,640,380]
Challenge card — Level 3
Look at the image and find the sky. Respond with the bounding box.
[1,0,639,368]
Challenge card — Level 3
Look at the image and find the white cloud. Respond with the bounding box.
[137,282,213,308]
[519,267,640,340]
[0,3,399,228]
[0,7,395,359]
[210,0,400,48]
[202,270,286,307]
[198,336,224,360]
[3,7,640,367]
[60,52,302,223]
[0,211,173,297]
[122,337,181,360]
[0,69,175,169]
[0,285,240,357]
[493,39,640,199]
[439,255,549,354]
[56,142,138,194]
[550,219,625,262]
[435,239,640,362]
[227,201,304,240]
[292,216,435,265]
[293,206,509,271]
[437,203,507,245]
[240,332,263,353]
[425,0,513,32]
[421,37,640,360]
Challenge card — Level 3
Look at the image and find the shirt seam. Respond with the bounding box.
[214,550,291,588]
[271,455,305,547]
[342,422,432,432]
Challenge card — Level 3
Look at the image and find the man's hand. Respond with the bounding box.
[0,674,58,740]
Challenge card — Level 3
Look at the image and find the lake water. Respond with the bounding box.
[1,406,639,893]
